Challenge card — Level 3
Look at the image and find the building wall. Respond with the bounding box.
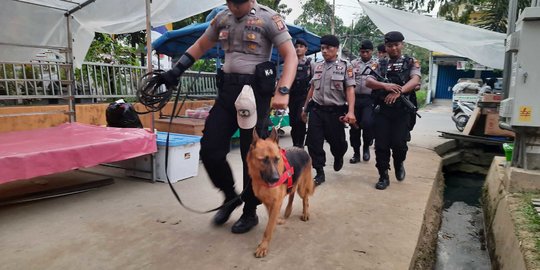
[434,65,498,100]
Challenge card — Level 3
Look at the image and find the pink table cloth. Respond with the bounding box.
[0,123,157,184]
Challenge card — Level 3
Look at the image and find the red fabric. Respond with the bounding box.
[268,149,294,189]
[0,123,157,184]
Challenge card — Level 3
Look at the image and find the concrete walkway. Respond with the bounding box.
[0,101,452,270]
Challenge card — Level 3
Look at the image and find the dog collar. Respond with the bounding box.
[268,149,294,189]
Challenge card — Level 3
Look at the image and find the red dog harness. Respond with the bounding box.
[268,149,294,190]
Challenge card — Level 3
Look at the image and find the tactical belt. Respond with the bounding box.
[313,102,346,113]
[222,73,255,85]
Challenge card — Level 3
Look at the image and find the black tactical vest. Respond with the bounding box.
[291,58,312,97]
[386,56,411,86]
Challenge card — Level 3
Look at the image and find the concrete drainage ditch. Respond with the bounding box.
[424,140,504,270]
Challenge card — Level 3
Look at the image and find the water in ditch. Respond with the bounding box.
[435,171,492,270]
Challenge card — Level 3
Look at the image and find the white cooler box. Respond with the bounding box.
[155,132,201,183]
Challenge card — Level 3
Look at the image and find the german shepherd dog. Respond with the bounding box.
[247,128,315,258]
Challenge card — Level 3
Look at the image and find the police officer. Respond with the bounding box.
[289,38,315,148]
[301,35,356,186]
[376,43,389,75]
[349,40,377,164]
[160,0,297,233]
[366,31,421,190]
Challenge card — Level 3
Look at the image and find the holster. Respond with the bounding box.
[254,61,277,97]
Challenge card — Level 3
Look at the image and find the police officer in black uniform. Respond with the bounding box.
[349,40,377,163]
[289,38,314,148]
[366,31,421,190]
[301,35,356,186]
[159,0,297,233]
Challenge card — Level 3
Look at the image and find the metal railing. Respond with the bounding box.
[0,61,218,104]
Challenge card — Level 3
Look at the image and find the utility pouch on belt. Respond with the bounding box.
[254,61,277,97]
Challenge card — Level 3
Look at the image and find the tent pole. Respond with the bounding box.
[144,0,156,182]
[66,15,76,123]
[145,0,153,73]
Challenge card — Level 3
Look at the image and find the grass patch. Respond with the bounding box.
[416,89,427,109]
[515,193,540,268]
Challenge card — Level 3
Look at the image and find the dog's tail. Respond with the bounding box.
[298,159,315,196]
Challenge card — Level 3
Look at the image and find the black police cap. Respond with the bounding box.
[384,31,405,43]
[360,40,374,50]
[377,44,386,53]
[320,35,340,47]
[228,0,249,3]
[295,38,308,47]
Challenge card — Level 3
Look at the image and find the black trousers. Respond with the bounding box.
[199,77,271,213]
[289,94,307,147]
[349,94,374,152]
[374,106,410,172]
[306,106,348,169]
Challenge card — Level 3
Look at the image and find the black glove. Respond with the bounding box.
[161,52,196,88]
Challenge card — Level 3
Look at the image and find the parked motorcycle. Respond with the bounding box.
[452,100,476,132]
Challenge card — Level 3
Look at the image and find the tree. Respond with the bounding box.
[295,0,347,37]
[258,0,292,18]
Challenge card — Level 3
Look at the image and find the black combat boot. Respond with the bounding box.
[349,149,361,164]
[395,162,406,181]
[231,209,259,234]
[334,156,344,171]
[375,169,390,190]
[213,196,243,225]
[362,145,370,161]
[314,167,325,186]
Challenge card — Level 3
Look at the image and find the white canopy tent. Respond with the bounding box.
[0,0,222,68]
[358,1,506,69]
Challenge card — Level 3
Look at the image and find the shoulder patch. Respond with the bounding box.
[347,66,354,78]
[272,14,286,31]
[414,59,420,68]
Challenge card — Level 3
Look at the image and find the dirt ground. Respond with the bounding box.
[0,103,450,270]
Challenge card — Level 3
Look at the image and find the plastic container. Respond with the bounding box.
[503,143,514,162]
[155,132,201,183]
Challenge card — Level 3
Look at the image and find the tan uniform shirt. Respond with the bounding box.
[310,58,356,106]
[204,4,292,74]
[351,58,378,95]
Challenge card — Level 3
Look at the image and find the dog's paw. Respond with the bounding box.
[277,217,286,225]
[300,213,310,221]
[254,243,269,258]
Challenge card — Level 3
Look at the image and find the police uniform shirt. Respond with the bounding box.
[205,4,292,74]
[310,58,356,106]
[351,58,378,95]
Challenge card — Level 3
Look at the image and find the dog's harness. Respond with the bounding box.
[268,149,294,191]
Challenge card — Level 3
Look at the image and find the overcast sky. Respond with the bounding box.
[281,0,364,26]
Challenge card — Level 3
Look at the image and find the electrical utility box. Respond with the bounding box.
[500,7,540,127]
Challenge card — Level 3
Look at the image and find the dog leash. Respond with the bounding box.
[137,69,247,214]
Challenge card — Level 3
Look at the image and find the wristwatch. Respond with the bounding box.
[278,86,290,95]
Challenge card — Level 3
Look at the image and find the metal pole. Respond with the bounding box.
[66,15,76,122]
[145,0,156,182]
[502,0,519,99]
[331,0,335,35]
[145,0,153,73]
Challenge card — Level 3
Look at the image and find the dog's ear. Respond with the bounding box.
[268,127,279,143]
[252,128,260,146]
